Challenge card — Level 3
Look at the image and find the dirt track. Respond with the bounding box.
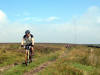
[23,60,55,75]
[23,49,68,75]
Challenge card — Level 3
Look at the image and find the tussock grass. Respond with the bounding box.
[0,43,62,75]
[0,49,24,67]
[1,44,100,75]
[2,51,60,75]
[0,43,61,67]
[38,45,100,75]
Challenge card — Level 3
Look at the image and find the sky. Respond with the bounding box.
[0,0,100,44]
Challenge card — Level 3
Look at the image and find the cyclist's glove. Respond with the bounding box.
[21,45,24,47]
[31,45,34,47]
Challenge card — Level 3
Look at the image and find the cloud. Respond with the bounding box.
[0,10,8,24]
[52,6,100,44]
[0,22,36,43]
[16,12,30,17]
[0,6,100,44]
[46,17,60,22]
[97,17,100,23]
[22,16,60,22]
[77,6,100,26]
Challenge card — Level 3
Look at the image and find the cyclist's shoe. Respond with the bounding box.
[25,61,28,66]
[25,62,28,66]
[29,59,32,63]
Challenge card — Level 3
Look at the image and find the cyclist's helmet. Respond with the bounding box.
[25,30,30,34]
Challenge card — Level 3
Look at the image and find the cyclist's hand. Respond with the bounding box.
[21,45,24,47]
[31,45,34,47]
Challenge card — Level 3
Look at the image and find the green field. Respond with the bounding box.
[0,43,100,75]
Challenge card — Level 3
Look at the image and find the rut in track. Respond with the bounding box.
[23,60,56,75]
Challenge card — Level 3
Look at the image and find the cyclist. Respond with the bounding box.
[21,30,34,64]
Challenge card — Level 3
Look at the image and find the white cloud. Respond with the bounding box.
[52,6,100,44]
[22,16,60,22]
[46,16,60,22]
[0,22,36,43]
[16,12,30,17]
[0,6,100,44]
[0,10,8,24]
[97,17,100,23]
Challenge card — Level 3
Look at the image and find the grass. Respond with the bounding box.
[38,45,100,75]
[0,49,24,67]
[38,58,95,75]
[2,51,60,75]
[0,43,61,67]
[0,43,63,75]
[0,43,100,75]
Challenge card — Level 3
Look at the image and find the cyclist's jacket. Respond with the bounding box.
[21,34,34,45]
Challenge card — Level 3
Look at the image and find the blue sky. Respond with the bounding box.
[1,0,100,21]
[0,0,100,44]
